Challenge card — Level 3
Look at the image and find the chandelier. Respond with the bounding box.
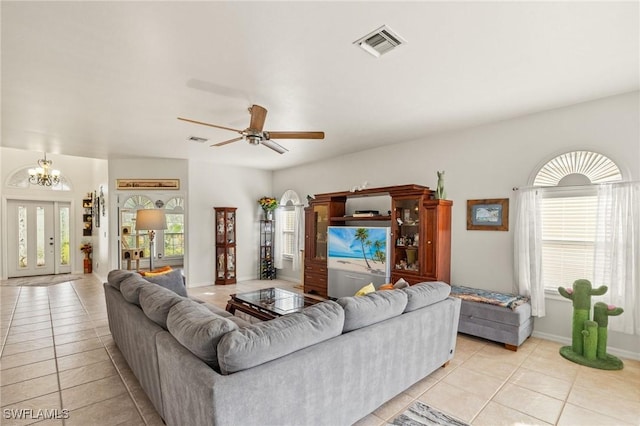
[28,153,61,186]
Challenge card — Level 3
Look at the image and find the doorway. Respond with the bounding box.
[7,199,72,277]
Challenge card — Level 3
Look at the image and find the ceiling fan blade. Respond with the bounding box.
[266,131,325,140]
[261,139,288,154]
[249,105,268,132]
[178,117,243,133]
[211,137,243,147]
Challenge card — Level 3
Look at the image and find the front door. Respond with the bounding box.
[7,200,71,278]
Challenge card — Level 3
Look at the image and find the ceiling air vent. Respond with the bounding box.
[188,136,208,143]
[354,25,406,58]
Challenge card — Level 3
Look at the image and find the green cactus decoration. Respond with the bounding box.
[558,279,624,370]
[593,302,623,360]
[581,320,598,361]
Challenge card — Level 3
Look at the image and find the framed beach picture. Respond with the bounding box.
[467,198,509,231]
[116,179,180,190]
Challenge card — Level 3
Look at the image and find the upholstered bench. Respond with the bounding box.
[450,286,533,351]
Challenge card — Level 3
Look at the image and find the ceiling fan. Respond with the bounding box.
[178,105,324,154]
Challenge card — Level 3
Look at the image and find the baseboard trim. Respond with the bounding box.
[532,331,640,361]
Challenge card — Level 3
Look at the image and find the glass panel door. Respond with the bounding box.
[7,200,55,277]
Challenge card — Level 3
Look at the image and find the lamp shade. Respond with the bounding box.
[136,209,167,231]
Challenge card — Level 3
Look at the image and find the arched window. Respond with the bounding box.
[120,196,154,251]
[535,151,622,290]
[534,151,622,186]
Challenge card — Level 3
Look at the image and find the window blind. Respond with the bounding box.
[541,195,597,289]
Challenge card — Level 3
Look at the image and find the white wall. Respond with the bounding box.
[273,91,640,358]
[1,148,108,279]
[187,161,272,287]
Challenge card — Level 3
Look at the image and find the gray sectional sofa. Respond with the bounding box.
[104,269,461,426]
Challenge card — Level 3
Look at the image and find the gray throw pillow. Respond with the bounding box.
[217,300,344,375]
[107,269,136,290]
[337,290,408,332]
[402,281,451,313]
[145,269,187,297]
[167,300,238,370]
[139,284,186,329]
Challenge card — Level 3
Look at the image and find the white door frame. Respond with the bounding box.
[1,195,76,279]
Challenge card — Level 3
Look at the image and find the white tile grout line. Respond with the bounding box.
[47,283,68,426]
[0,291,19,358]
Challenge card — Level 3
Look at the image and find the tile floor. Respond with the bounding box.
[1,274,639,426]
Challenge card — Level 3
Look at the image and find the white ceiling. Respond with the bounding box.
[2,1,638,171]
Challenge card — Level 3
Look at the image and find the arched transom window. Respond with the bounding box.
[534,151,622,187]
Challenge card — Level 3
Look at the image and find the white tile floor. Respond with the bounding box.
[1,274,639,425]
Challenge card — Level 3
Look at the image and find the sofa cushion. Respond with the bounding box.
[337,290,408,333]
[217,300,344,375]
[167,300,238,370]
[202,303,233,318]
[120,275,152,305]
[139,284,186,329]
[107,269,136,291]
[144,268,187,297]
[402,281,451,313]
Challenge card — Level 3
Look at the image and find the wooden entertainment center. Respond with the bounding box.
[304,184,452,297]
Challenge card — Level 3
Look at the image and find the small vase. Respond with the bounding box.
[265,210,273,221]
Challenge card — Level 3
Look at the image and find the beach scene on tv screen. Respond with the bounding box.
[327,227,388,276]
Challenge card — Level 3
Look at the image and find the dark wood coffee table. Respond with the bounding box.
[226,287,323,321]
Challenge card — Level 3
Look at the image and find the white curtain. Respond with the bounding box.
[593,182,640,335]
[275,190,305,271]
[273,207,284,270]
[513,188,546,317]
[292,204,304,271]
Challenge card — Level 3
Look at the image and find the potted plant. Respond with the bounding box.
[258,196,278,220]
[80,242,92,274]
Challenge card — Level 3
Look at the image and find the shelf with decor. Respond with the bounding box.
[330,215,391,222]
[82,196,93,236]
[259,219,276,280]
[304,184,452,296]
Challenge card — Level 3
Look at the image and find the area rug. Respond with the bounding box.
[391,401,469,426]
[0,274,85,287]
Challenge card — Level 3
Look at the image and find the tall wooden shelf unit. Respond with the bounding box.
[214,207,237,285]
[259,219,276,280]
[82,197,93,236]
[304,185,452,297]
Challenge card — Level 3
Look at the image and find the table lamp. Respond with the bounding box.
[135,209,167,271]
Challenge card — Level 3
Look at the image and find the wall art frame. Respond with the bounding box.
[466,198,509,231]
[116,179,180,190]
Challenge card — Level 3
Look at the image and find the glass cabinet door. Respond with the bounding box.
[313,204,328,260]
[392,198,421,272]
[216,210,225,244]
[226,210,235,243]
